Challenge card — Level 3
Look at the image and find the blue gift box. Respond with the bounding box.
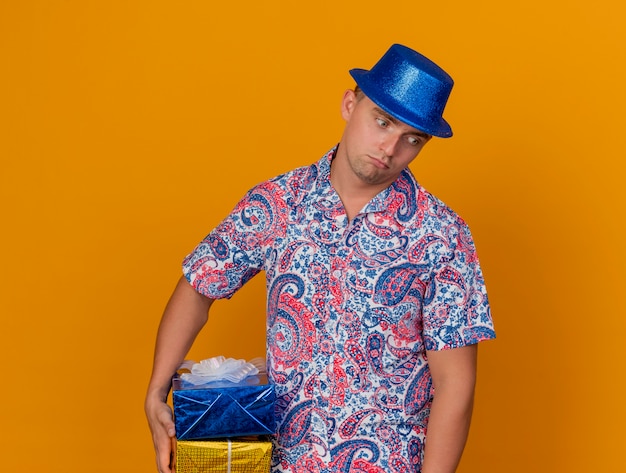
[172,374,276,440]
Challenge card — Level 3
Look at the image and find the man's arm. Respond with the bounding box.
[421,344,478,473]
[145,276,215,473]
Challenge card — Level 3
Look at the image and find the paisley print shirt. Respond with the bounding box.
[183,146,495,473]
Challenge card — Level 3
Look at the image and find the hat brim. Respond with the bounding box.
[350,68,453,138]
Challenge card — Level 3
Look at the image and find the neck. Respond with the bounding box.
[329,148,388,221]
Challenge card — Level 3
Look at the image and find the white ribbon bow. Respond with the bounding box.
[179,356,265,385]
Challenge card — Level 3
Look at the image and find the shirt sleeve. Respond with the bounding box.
[182,181,286,299]
[422,219,495,351]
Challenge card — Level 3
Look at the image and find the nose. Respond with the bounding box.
[379,133,401,158]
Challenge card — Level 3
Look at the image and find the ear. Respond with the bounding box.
[340,89,358,121]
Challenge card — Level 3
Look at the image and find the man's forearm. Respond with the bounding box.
[421,345,478,473]
[146,276,214,400]
[421,388,474,473]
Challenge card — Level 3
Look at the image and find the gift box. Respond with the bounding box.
[173,374,276,440]
[176,438,272,473]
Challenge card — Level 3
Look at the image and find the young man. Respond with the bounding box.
[146,44,495,473]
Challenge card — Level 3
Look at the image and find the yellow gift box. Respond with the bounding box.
[176,438,272,473]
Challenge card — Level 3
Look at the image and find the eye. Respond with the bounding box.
[376,118,388,128]
[407,136,420,146]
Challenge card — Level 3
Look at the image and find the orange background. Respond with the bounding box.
[1,1,624,472]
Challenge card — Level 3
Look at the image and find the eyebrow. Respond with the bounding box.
[373,107,432,139]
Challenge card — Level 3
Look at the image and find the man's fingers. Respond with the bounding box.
[171,437,177,473]
[154,430,174,473]
[149,403,176,473]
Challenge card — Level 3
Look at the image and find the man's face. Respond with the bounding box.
[337,89,431,188]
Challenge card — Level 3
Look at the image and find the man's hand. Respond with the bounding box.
[145,396,176,473]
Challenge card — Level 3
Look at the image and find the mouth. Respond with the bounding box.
[368,155,389,169]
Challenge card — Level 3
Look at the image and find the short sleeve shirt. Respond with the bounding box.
[183,147,495,472]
